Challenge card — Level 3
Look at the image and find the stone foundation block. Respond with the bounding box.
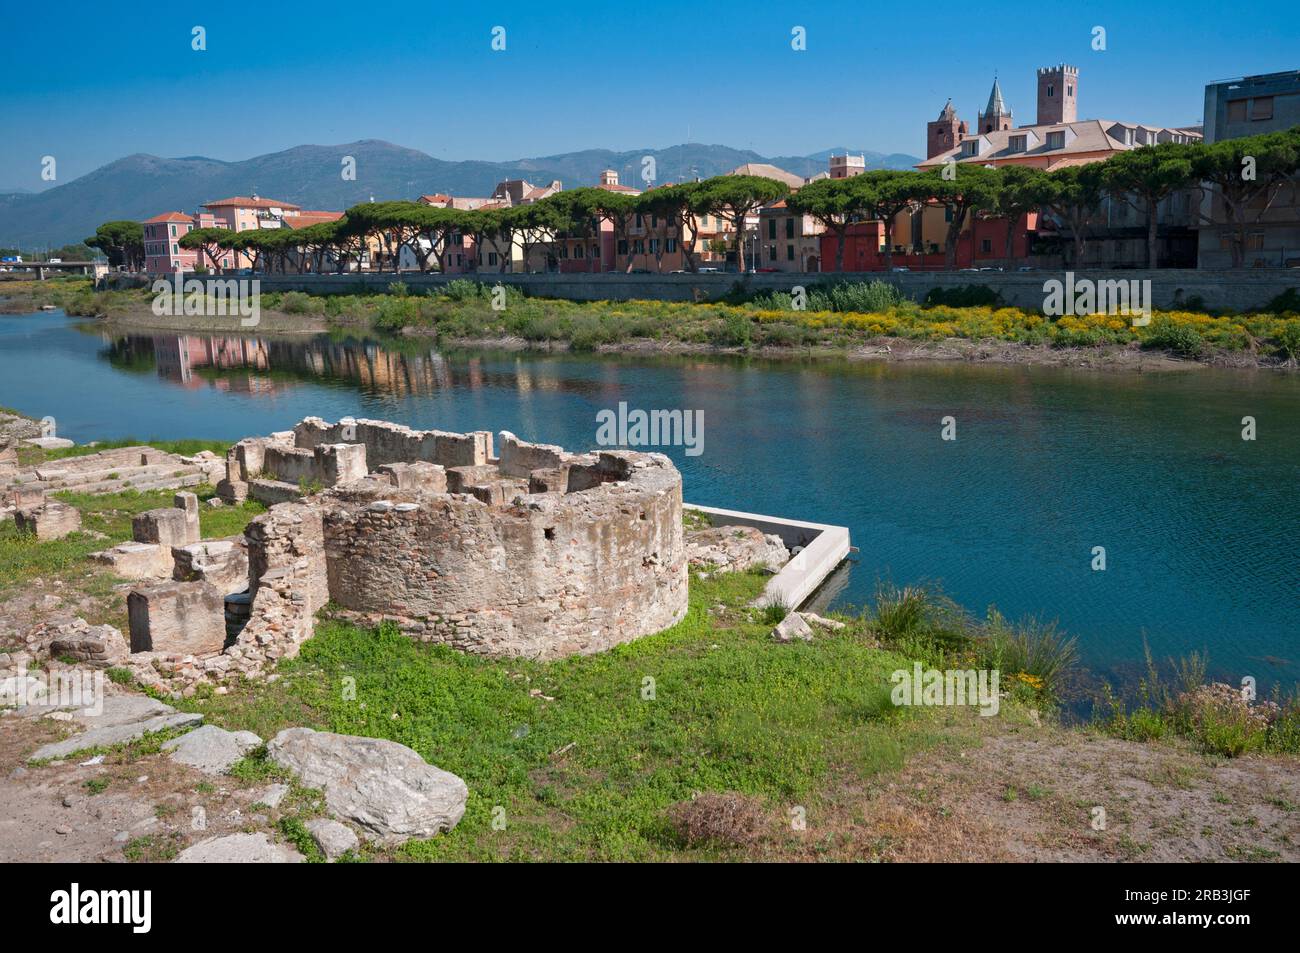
[14,500,81,540]
[376,461,446,493]
[89,542,172,580]
[173,539,249,593]
[132,507,197,548]
[127,580,227,656]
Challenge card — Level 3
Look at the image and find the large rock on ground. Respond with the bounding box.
[29,695,202,761]
[686,525,789,572]
[174,832,303,863]
[266,727,467,845]
[161,725,262,775]
[771,611,814,643]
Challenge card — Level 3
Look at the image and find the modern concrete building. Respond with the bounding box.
[1197,69,1300,269]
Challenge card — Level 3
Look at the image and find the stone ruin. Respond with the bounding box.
[123,417,688,692]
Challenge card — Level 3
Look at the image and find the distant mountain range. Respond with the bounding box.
[0,140,920,246]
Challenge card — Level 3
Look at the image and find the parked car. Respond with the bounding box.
[698,267,720,273]
[890,266,909,273]
[1016,266,1036,272]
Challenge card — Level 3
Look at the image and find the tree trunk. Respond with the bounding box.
[1147,201,1158,269]
[883,218,894,271]
[835,227,846,273]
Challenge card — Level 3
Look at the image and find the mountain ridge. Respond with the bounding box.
[0,139,921,245]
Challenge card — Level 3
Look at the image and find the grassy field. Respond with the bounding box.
[173,571,994,860]
[7,277,1300,364]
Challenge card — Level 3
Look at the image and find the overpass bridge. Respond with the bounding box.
[0,260,109,280]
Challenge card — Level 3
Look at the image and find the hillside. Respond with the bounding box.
[0,139,920,246]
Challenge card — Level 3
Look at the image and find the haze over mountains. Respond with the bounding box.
[0,139,920,247]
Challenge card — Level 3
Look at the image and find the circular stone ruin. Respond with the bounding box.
[311,421,688,659]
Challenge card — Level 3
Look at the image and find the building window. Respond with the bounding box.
[767,219,776,239]
[786,244,795,261]
[767,244,776,261]
[1067,84,1073,97]
[785,218,795,239]
[666,238,677,253]
[1251,97,1274,121]
[981,238,992,253]
[1046,131,1065,150]
[592,244,600,258]
[649,239,659,254]
[574,244,584,258]
[617,240,628,255]
[634,214,643,229]
[1247,232,1265,250]
[1009,135,1027,153]
[1227,99,1248,122]
[1046,84,1055,98]
[488,252,499,266]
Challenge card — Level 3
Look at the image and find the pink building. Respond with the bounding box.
[142,212,199,275]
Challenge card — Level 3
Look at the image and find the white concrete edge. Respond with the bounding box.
[683,503,852,611]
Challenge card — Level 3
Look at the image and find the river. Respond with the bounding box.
[3,310,1297,694]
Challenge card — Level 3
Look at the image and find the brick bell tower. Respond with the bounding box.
[1037,64,1078,125]
[927,99,966,158]
[977,76,1013,134]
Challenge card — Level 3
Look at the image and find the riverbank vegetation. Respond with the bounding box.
[8,276,1299,368]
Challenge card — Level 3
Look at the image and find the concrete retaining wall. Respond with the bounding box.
[105,269,1300,311]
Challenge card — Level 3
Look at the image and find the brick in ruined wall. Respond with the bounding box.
[446,465,500,493]
[262,445,316,485]
[232,438,269,481]
[376,461,447,493]
[497,430,568,478]
[127,580,226,656]
[245,502,328,612]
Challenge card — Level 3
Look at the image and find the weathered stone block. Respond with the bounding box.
[49,621,129,667]
[376,461,446,494]
[249,479,303,506]
[14,500,81,540]
[173,539,249,593]
[9,486,45,510]
[445,465,499,494]
[127,581,226,656]
[527,466,569,494]
[174,491,200,540]
[132,507,197,548]
[467,479,529,507]
[89,541,172,580]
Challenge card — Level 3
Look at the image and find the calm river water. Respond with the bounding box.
[3,310,1297,693]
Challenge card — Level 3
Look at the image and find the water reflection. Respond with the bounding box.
[98,331,618,399]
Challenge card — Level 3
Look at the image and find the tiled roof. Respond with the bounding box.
[202,196,302,210]
[142,211,193,224]
[917,118,1203,168]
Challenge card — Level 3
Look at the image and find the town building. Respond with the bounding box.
[1197,69,1300,268]
[142,212,199,275]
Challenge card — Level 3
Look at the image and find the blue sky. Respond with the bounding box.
[3,0,1295,187]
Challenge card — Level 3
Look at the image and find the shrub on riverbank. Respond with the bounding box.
[10,277,1300,364]
[1097,646,1300,756]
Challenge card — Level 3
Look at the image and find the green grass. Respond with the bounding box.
[179,569,964,861]
[0,484,263,613]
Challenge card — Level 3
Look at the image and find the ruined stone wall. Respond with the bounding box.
[294,417,492,469]
[321,449,687,659]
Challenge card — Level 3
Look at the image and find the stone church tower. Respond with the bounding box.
[977,77,1013,134]
[1037,64,1078,125]
[927,99,967,158]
